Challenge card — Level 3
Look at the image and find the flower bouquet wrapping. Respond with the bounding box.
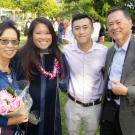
[0,80,33,118]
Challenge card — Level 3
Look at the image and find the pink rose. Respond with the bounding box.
[0,90,22,115]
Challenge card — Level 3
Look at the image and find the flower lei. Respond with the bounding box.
[35,58,59,80]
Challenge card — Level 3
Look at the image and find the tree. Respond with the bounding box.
[39,0,61,17]
[0,0,17,9]
[62,0,135,22]
[0,0,134,22]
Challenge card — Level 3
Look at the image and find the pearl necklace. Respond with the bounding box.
[35,58,59,80]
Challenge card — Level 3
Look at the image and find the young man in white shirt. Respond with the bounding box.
[63,13,107,135]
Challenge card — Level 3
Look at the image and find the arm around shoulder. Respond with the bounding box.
[59,54,70,92]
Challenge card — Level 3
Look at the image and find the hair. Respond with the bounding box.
[0,20,20,41]
[106,7,131,20]
[20,17,63,80]
[93,16,99,22]
[72,10,80,18]
[71,13,93,28]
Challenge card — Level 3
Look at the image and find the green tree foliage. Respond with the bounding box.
[0,0,17,9]
[39,0,61,17]
[15,0,37,13]
[60,0,96,19]
[14,0,60,17]
[62,0,135,22]
[0,0,134,22]
[17,0,59,17]
[0,0,61,17]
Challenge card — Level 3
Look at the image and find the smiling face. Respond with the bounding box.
[107,10,132,47]
[33,23,52,49]
[0,28,18,60]
[72,18,93,47]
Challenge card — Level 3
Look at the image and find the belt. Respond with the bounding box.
[68,93,101,107]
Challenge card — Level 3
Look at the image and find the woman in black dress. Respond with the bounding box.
[16,17,69,135]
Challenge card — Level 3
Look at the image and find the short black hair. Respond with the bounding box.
[0,20,20,41]
[106,7,131,20]
[72,10,80,18]
[71,13,93,28]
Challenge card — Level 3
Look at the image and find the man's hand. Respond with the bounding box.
[112,80,128,95]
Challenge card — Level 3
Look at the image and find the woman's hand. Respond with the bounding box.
[7,115,28,126]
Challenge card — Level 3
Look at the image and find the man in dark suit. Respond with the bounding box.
[100,7,135,135]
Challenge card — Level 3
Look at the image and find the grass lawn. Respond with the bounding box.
[19,36,112,135]
[103,41,113,48]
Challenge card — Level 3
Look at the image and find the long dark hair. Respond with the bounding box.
[20,17,63,80]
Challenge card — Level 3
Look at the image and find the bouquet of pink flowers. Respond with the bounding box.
[0,80,33,117]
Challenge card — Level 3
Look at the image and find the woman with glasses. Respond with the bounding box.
[0,21,28,134]
[15,17,69,135]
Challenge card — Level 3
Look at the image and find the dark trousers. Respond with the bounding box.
[100,100,123,135]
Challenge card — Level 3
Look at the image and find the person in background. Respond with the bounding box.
[24,17,32,36]
[91,16,101,42]
[53,17,58,34]
[63,19,69,32]
[63,13,107,135]
[0,21,28,135]
[57,17,64,45]
[63,11,80,45]
[98,24,106,43]
[100,7,135,135]
[63,20,76,45]
[15,17,69,135]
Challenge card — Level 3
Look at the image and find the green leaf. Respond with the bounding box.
[6,88,16,97]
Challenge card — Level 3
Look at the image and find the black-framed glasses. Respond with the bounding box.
[0,39,19,46]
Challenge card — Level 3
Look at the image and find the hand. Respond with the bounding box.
[7,115,28,126]
[112,80,128,96]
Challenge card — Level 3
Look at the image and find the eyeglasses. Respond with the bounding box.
[0,39,19,46]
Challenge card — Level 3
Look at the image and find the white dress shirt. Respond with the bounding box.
[63,42,107,103]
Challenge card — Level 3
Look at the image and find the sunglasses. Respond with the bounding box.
[0,39,19,46]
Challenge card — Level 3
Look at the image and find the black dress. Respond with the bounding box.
[27,55,61,135]
[11,53,70,135]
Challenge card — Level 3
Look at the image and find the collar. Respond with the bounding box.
[114,34,131,51]
[71,42,104,53]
